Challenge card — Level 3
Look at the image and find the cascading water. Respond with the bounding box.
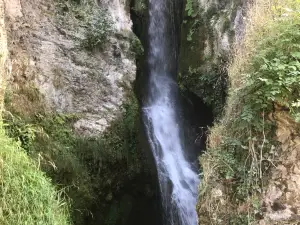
[142,0,200,224]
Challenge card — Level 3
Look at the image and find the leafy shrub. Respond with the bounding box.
[3,113,39,151]
[131,0,147,15]
[81,10,114,51]
[55,0,114,51]
[130,34,144,57]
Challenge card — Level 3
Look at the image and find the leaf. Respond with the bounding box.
[291,52,300,59]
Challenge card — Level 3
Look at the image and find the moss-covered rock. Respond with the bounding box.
[179,0,246,115]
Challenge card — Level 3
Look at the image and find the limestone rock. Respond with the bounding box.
[260,112,300,224]
[4,0,136,136]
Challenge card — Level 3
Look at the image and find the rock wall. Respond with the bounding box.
[0,0,7,113]
[260,110,300,224]
[179,0,247,114]
[4,0,137,136]
[196,0,246,62]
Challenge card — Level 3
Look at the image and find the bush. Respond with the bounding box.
[0,125,70,225]
[81,10,114,51]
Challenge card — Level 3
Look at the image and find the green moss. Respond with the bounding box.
[179,0,243,116]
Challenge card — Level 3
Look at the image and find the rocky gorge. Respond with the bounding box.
[0,0,300,224]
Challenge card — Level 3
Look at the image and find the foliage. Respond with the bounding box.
[130,34,144,57]
[185,0,199,18]
[55,0,114,51]
[198,0,300,223]
[131,0,147,15]
[4,89,145,225]
[179,62,228,116]
[0,124,70,225]
[185,0,195,17]
[80,10,114,51]
[3,112,40,151]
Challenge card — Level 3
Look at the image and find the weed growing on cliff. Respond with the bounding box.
[3,112,38,151]
[129,33,144,57]
[81,10,114,51]
[180,1,233,116]
[131,0,147,15]
[198,0,300,223]
[55,0,114,50]
[185,0,195,17]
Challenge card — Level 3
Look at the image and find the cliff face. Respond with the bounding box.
[179,0,247,114]
[0,0,7,113]
[4,0,137,136]
[260,110,300,224]
[197,0,300,224]
[196,0,246,61]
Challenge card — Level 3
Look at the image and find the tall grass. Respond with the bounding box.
[0,2,70,223]
[0,125,70,224]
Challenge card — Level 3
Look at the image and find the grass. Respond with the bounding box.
[0,124,70,225]
[198,0,300,224]
[3,88,144,225]
[0,3,71,224]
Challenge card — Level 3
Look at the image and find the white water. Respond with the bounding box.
[142,0,200,224]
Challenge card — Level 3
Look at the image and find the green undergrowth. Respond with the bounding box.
[0,124,70,225]
[4,90,145,225]
[198,0,300,223]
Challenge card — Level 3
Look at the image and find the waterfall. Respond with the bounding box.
[142,0,200,224]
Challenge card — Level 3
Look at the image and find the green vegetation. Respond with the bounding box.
[3,86,145,224]
[55,0,114,51]
[129,33,144,57]
[198,0,300,223]
[178,62,228,116]
[1,1,146,223]
[0,9,70,225]
[131,0,147,15]
[80,10,114,51]
[0,125,70,225]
